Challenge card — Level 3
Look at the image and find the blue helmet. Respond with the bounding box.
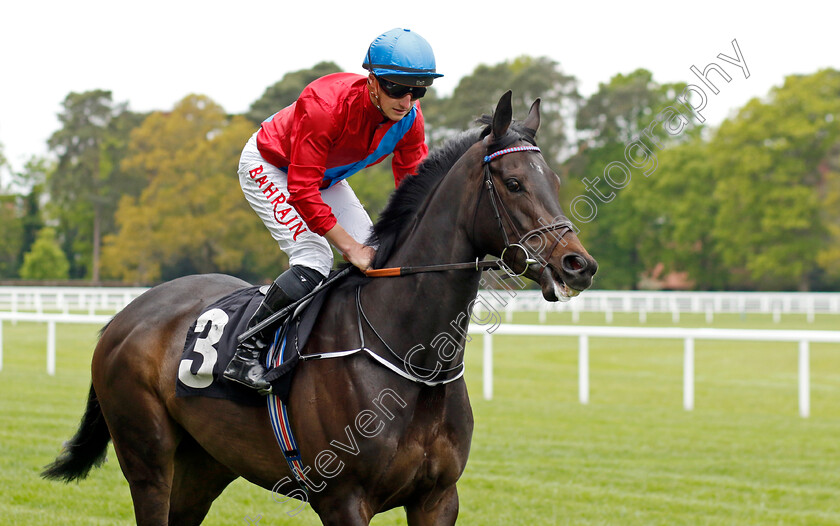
[363,28,443,87]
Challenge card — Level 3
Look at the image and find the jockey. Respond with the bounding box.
[224,28,442,393]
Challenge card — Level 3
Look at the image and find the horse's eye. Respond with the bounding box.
[505,179,522,193]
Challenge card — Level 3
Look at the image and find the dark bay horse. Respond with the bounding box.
[43,91,597,525]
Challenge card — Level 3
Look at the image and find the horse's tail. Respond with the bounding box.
[41,383,111,482]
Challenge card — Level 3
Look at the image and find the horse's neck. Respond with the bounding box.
[392,152,481,267]
[392,154,482,292]
[364,158,483,371]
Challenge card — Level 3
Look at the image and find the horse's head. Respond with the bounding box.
[471,91,597,301]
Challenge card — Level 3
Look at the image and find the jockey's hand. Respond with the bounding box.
[345,243,376,272]
[324,224,376,271]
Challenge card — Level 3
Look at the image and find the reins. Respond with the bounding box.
[243,141,575,340]
[363,259,501,277]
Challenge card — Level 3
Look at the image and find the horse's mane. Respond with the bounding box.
[367,116,538,269]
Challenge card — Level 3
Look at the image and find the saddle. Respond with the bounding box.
[175,278,333,406]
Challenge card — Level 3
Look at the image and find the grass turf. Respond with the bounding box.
[0,312,838,524]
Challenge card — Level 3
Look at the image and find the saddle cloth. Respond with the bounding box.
[175,283,330,406]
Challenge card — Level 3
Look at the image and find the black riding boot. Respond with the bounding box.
[223,265,325,394]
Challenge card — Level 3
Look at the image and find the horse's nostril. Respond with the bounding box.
[562,254,587,274]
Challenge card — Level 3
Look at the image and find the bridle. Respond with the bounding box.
[365,142,575,278]
[240,140,577,380]
[480,144,575,277]
[349,142,576,385]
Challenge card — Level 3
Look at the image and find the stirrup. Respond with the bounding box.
[223,341,273,393]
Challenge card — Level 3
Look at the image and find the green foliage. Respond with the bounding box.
[0,157,50,279]
[709,69,840,290]
[15,157,49,265]
[567,141,644,289]
[0,194,23,278]
[245,61,342,124]
[1,144,21,278]
[576,69,695,146]
[0,141,7,178]
[102,95,279,284]
[47,90,146,281]
[816,143,840,283]
[19,227,70,280]
[560,68,840,291]
[347,162,397,221]
[15,62,840,291]
[629,141,726,289]
[429,56,579,170]
[565,70,695,289]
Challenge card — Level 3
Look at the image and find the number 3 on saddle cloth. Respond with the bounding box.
[176,283,330,406]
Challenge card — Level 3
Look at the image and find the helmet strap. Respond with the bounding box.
[368,75,385,114]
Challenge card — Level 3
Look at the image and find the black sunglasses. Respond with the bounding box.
[377,77,427,100]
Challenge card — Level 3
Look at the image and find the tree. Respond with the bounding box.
[102,95,278,284]
[0,145,20,278]
[0,154,50,279]
[565,69,696,289]
[427,56,579,169]
[15,158,49,275]
[47,90,145,281]
[19,228,70,280]
[576,69,696,147]
[0,194,22,278]
[709,69,840,290]
[628,140,727,289]
[346,161,400,221]
[815,141,840,286]
[245,61,342,124]
[0,142,7,184]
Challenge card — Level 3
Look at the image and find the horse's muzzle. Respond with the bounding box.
[539,253,597,302]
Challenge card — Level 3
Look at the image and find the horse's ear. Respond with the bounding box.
[523,98,541,133]
[492,90,513,138]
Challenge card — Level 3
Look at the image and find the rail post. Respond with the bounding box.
[483,333,493,400]
[798,340,810,418]
[683,337,694,411]
[579,334,589,404]
[47,320,56,376]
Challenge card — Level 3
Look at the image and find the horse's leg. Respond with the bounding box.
[103,390,180,525]
[405,486,459,526]
[314,495,373,526]
[167,435,237,525]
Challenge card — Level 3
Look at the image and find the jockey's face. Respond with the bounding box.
[369,74,415,122]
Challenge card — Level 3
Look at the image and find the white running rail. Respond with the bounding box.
[0,312,111,375]
[476,289,840,323]
[0,287,146,315]
[3,287,840,322]
[2,311,838,418]
[468,324,840,418]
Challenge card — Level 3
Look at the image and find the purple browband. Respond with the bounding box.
[483,145,541,163]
